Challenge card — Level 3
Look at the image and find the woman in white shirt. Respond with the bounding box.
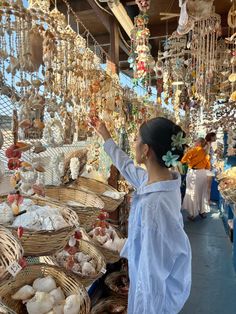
[93,117,192,314]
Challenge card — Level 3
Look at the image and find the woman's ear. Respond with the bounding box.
[143,143,149,156]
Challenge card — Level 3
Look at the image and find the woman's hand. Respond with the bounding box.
[94,121,112,141]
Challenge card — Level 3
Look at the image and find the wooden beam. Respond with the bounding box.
[86,0,110,31]
[109,17,120,70]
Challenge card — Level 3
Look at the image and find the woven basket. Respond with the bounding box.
[0,302,16,314]
[0,226,24,281]
[72,177,124,212]
[91,297,127,314]
[0,195,79,256]
[84,227,125,264]
[41,239,106,287]
[44,186,104,230]
[105,271,129,297]
[0,264,90,314]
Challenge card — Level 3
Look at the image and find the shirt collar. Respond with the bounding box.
[136,172,181,195]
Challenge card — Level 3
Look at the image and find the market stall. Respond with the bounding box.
[0,0,236,312]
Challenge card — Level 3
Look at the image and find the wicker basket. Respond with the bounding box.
[105,271,129,297]
[0,226,24,281]
[41,239,106,287]
[91,297,127,314]
[0,302,16,314]
[0,264,90,314]
[0,195,79,256]
[72,177,124,212]
[84,227,125,264]
[44,186,104,230]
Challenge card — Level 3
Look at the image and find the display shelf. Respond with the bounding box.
[219,194,236,271]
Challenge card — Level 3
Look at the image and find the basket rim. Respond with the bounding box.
[44,185,105,209]
[104,271,129,295]
[73,177,126,199]
[91,296,127,313]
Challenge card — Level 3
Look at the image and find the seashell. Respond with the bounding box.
[15,141,32,152]
[19,119,31,129]
[230,91,236,101]
[20,161,32,169]
[31,79,42,88]
[16,80,31,87]
[34,119,45,129]
[34,165,46,172]
[228,73,236,83]
[0,49,8,59]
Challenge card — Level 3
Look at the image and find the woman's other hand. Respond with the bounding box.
[94,120,112,141]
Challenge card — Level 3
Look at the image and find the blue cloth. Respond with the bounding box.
[104,139,192,314]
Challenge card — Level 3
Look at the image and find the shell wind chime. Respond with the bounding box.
[191,14,221,108]
[129,14,155,87]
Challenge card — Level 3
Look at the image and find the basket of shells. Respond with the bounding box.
[0,264,90,314]
[71,177,125,212]
[41,238,106,287]
[0,226,24,281]
[105,271,129,298]
[85,222,126,264]
[0,195,79,256]
[91,297,127,314]
[44,186,104,230]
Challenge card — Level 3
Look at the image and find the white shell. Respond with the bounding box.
[12,285,35,300]
[64,295,81,314]
[33,276,57,293]
[26,292,54,314]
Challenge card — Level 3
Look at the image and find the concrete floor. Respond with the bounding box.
[181,208,236,314]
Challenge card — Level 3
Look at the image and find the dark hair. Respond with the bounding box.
[139,117,185,168]
[205,132,216,142]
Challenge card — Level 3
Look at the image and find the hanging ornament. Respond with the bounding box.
[135,0,151,13]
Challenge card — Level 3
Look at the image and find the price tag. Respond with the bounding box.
[7,261,22,277]
[101,267,107,275]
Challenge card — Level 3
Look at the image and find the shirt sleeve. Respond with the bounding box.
[104,138,147,188]
[133,225,176,313]
[181,148,193,164]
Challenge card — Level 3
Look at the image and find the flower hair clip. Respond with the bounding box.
[162,151,179,168]
[162,132,187,167]
[171,132,187,150]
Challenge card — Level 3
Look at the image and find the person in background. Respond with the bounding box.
[205,132,217,202]
[181,138,211,220]
[205,132,217,169]
[93,117,191,314]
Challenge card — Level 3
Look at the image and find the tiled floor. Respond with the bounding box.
[181,208,236,314]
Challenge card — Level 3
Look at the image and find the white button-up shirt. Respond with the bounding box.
[104,139,192,314]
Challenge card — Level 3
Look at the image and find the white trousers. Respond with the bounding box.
[182,169,210,217]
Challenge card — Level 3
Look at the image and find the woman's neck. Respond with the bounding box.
[145,159,173,184]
